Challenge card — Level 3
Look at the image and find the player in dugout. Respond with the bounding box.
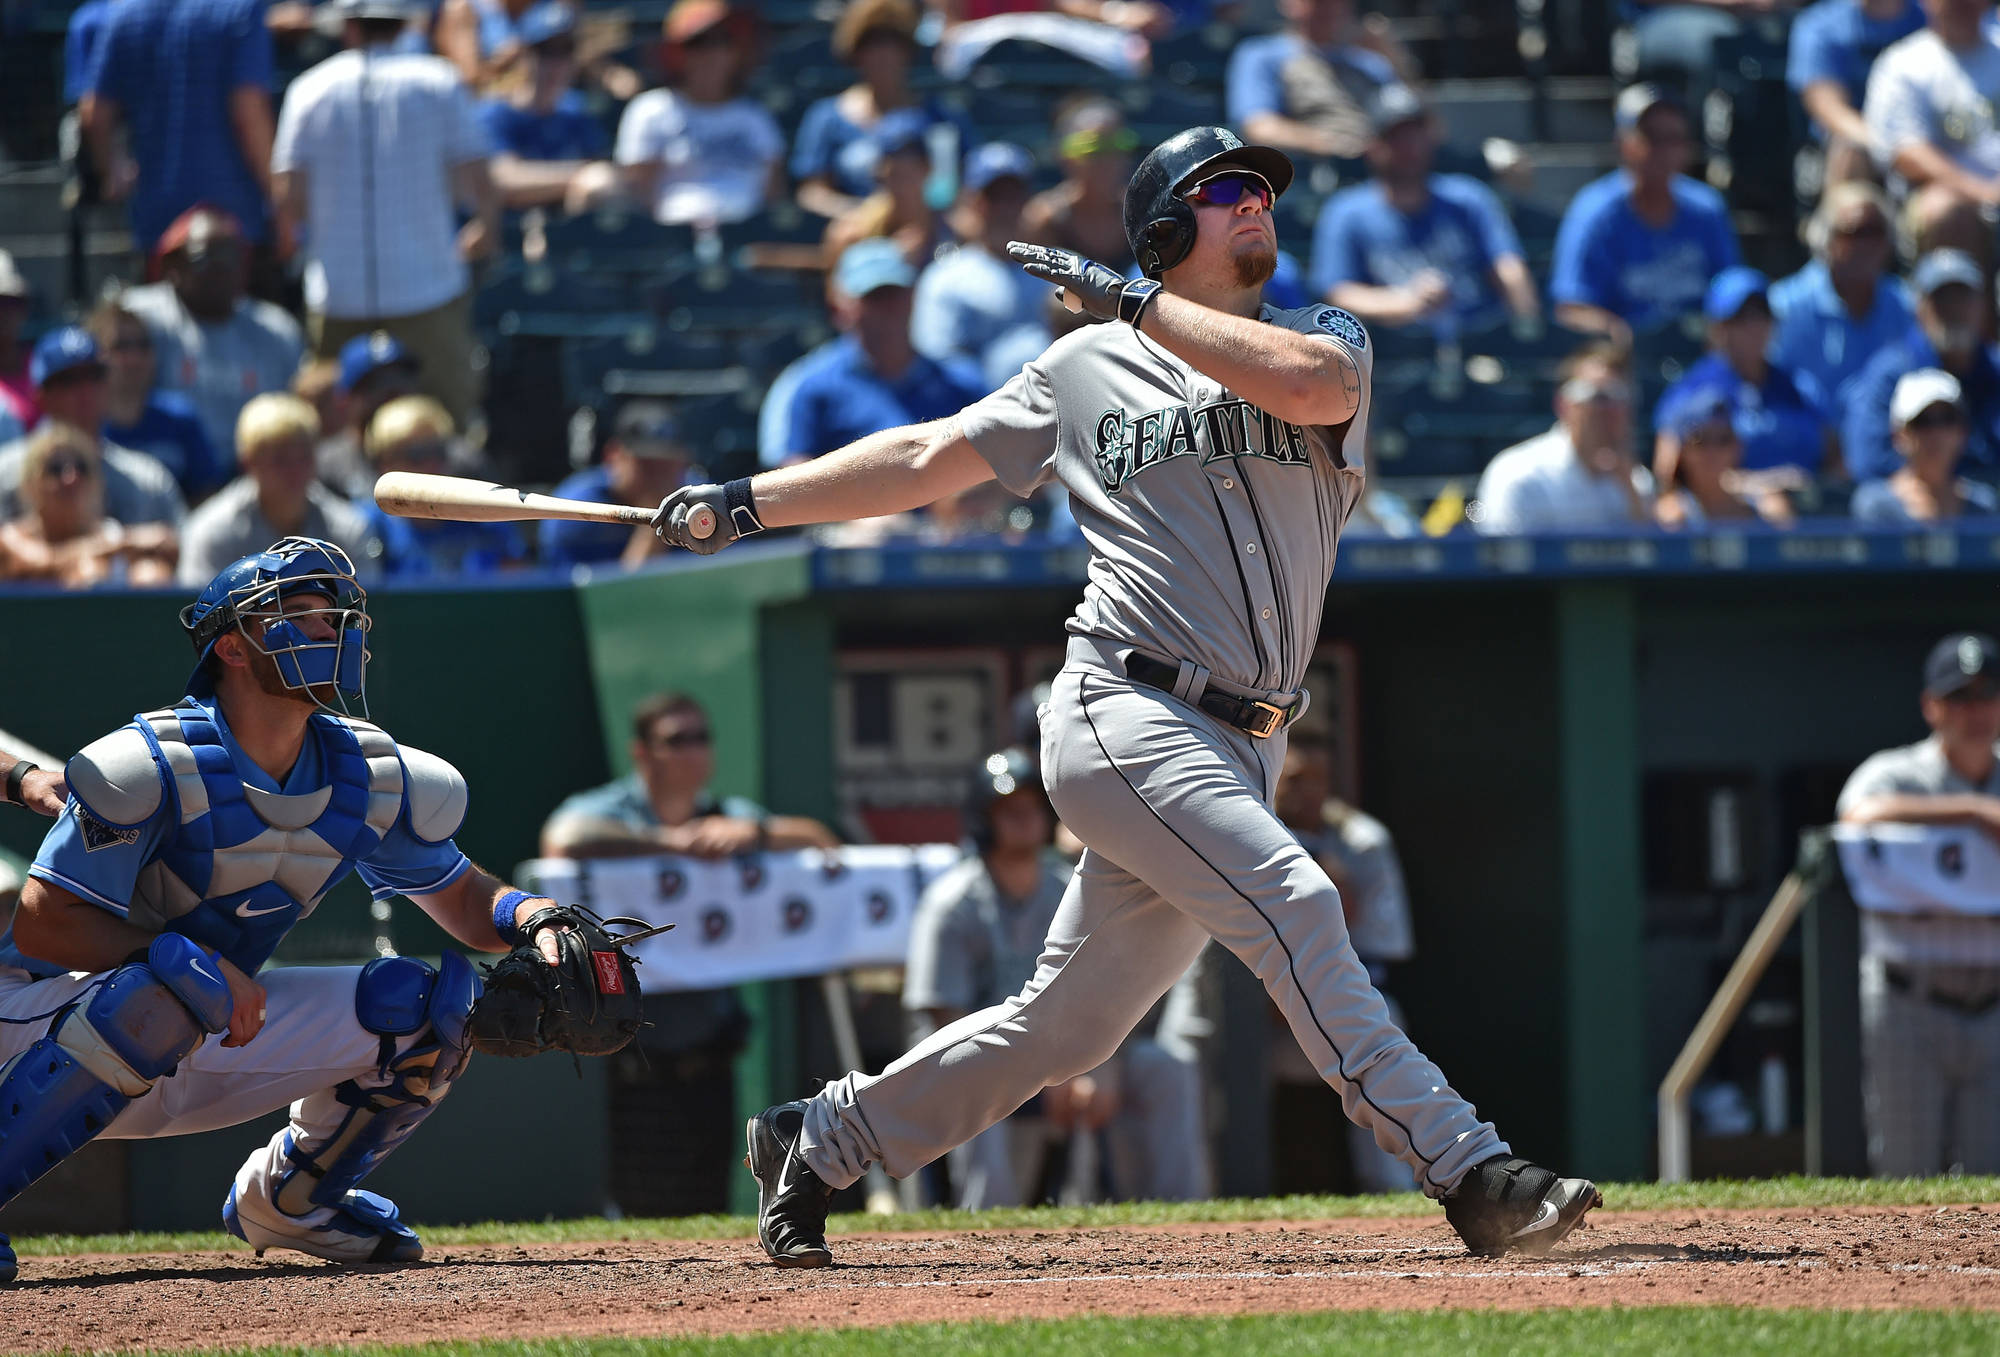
[651,125,1601,1266]
[0,535,648,1286]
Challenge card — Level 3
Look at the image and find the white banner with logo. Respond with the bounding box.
[1833,823,2000,916]
[521,845,964,990]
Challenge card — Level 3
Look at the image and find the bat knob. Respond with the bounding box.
[685,504,718,540]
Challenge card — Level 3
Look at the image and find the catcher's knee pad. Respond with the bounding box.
[271,952,480,1217]
[0,935,229,1205]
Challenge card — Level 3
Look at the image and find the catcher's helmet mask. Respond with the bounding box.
[181,536,374,718]
[1125,126,1295,278]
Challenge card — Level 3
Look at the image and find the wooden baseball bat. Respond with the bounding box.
[372,472,717,539]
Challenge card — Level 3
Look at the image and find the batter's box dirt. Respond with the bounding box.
[6,1206,2000,1351]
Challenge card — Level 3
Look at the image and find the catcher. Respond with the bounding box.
[0,536,647,1285]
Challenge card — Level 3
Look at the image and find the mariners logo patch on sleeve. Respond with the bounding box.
[1315,307,1367,349]
[76,804,139,852]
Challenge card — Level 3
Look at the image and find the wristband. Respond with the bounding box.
[4,760,36,807]
[723,477,765,538]
[493,889,545,946]
[1118,279,1162,330]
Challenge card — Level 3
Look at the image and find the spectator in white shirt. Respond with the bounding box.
[272,0,501,426]
[614,1,784,227]
[1474,341,1655,535]
[120,206,305,459]
[912,143,1051,392]
[1863,0,2000,262]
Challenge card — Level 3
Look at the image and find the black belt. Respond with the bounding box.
[1124,654,1298,739]
[1883,963,2000,1017]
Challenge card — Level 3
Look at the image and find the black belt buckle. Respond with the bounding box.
[1883,963,2000,1017]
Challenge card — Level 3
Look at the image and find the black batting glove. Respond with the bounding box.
[652,479,764,555]
[1007,242,1162,327]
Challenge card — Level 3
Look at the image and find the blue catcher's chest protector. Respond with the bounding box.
[125,701,407,975]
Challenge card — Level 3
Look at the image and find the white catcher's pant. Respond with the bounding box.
[804,642,1508,1199]
[0,962,448,1208]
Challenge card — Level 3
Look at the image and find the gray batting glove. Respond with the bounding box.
[1006,241,1161,326]
[652,484,731,555]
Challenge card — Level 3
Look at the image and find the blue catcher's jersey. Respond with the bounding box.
[0,698,473,980]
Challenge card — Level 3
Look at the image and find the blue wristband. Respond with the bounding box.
[494,890,541,946]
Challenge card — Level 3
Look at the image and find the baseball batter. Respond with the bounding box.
[0,536,642,1285]
[654,127,1601,1265]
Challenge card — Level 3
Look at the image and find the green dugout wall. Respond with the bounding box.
[0,537,1986,1228]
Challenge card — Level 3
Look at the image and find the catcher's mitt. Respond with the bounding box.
[466,904,669,1058]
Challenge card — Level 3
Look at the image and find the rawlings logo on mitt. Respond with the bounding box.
[466,904,669,1058]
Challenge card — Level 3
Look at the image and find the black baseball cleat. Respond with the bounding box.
[745,1100,837,1268]
[1442,1155,1602,1258]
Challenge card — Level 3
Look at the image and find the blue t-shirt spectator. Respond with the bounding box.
[1550,170,1739,334]
[765,336,983,466]
[790,97,968,200]
[1655,352,1830,474]
[102,390,228,498]
[84,0,275,249]
[363,501,527,578]
[1787,0,1925,137]
[63,0,109,105]
[1225,33,1396,144]
[538,465,631,567]
[1769,259,1916,414]
[1844,328,2000,480]
[1310,175,1526,331]
[477,90,607,162]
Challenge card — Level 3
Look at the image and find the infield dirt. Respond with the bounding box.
[6,1205,2000,1350]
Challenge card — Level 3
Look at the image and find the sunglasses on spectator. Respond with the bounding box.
[396,439,452,464]
[1060,127,1139,160]
[649,728,713,750]
[1907,406,1965,431]
[535,38,576,59]
[108,336,152,354]
[1834,217,1888,241]
[1182,172,1274,211]
[40,454,93,480]
[1559,377,1630,405]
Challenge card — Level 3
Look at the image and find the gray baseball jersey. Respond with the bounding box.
[799,302,1509,1203]
[957,304,1370,696]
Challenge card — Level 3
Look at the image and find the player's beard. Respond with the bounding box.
[243,636,340,709]
[1233,242,1277,290]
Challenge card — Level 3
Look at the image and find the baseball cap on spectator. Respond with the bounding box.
[871,107,933,159]
[965,142,1035,194]
[153,204,246,269]
[1912,249,1983,298]
[1367,83,1427,137]
[1924,632,2000,699]
[337,331,420,393]
[611,400,683,456]
[1890,367,1964,429]
[30,327,106,388]
[664,0,732,43]
[832,0,919,62]
[516,3,576,48]
[0,249,26,300]
[835,238,916,298]
[1664,390,1735,441]
[1614,83,1684,132]
[1703,267,1770,322]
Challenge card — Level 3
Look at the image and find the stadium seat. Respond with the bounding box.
[541,212,701,279]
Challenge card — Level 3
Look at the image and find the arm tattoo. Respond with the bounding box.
[1335,349,1362,417]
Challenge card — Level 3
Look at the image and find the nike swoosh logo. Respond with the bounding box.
[774,1145,802,1197]
[1510,1198,1561,1238]
[188,956,220,986]
[235,901,292,919]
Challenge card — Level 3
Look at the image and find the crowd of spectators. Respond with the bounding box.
[16,0,2000,590]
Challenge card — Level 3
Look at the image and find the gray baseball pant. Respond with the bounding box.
[802,643,1507,1199]
[1862,955,2000,1176]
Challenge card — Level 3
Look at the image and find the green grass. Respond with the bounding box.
[15,1174,2000,1259]
[113,1310,2000,1357]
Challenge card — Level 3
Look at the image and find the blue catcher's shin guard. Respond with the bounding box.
[224,952,479,1263]
[0,936,230,1282]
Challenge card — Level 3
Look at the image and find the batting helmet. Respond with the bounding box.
[965,747,1048,852]
[181,536,372,714]
[1125,126,1295,278]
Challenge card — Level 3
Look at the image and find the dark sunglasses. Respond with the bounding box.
[1835,218,1888,241]
[41,454,94,480]
[1908,406,1964,431]
[398,439,451,463]
[108,336,152,354]
[535,39,577,59]
[1183,171,1274,211]
[649,728,712,750]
